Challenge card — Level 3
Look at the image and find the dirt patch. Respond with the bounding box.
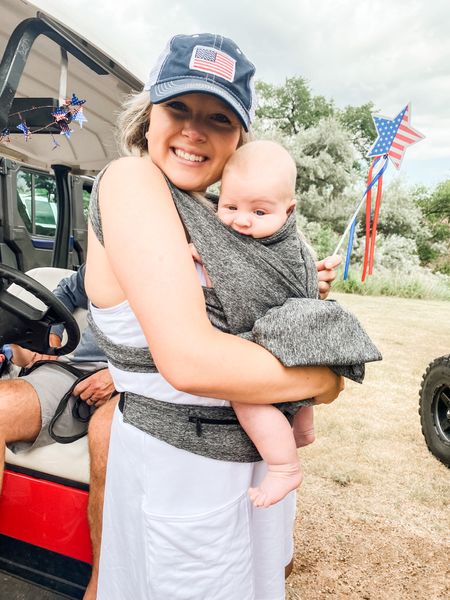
[286,293,450,600]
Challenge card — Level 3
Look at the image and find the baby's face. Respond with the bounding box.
[217,171,295,239]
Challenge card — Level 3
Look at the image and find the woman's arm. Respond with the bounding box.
[86,157,343,405]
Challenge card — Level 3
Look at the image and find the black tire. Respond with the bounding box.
[419,355,450,467]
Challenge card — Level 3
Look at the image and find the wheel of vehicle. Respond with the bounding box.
[0,264,80,355]
[419,355,450,468]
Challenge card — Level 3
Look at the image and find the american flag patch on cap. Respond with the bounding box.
[189,45,236,82]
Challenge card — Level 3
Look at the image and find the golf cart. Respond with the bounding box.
[0,1,142,596]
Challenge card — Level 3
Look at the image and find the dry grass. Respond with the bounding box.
[287,292,450,600]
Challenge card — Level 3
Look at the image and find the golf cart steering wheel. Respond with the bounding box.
[0,264,80,356]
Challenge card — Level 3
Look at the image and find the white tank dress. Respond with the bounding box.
[92,266,296,600]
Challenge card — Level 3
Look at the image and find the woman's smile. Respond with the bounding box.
[171,147,208,164]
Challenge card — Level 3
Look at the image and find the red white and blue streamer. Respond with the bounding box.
[335,103,425,281]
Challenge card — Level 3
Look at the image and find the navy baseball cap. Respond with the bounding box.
[144,33,256,131]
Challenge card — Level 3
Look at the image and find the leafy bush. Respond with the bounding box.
[298,216,339,259]
[332,267,450,301]
[373,179,423,238]
[375,233,420,272]
[416,181,450,275]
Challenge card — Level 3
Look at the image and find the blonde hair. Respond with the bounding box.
[116,90,251,156]
[116,90,152,156]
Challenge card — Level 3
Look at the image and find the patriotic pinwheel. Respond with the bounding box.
[334,103,425,280]
[4,93,87,149]
[16,121,31,141]
[0,128,10,142]
[72,108,87,128]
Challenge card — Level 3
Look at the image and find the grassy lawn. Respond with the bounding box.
[287,292,450,600]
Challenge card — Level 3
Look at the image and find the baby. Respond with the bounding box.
[191,140,315,508]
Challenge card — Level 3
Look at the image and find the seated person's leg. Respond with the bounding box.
[0,379,41,491]
[7,364,90,456]
[84,395,119,600]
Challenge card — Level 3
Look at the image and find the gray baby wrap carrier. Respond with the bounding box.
[89,173,381,463]
[168,182,381,381]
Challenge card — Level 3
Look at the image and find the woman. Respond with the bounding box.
[85,33,343,600]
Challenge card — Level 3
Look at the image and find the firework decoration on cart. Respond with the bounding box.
[334,103,425,280]
[0,93,87,149]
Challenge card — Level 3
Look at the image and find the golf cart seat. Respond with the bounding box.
[4,267,90,485]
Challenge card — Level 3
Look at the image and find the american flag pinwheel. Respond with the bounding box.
[334,103,425,280]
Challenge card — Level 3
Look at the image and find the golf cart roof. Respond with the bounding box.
[0,0,143,174]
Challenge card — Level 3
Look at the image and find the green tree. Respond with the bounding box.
[252,115,358,233]
[289,117,358,229]
[420,179,450,222]
[252,76,450,286]
[255,78,377,161]
[375,233,420,273]
[337,102,377,162]
[372,179,423,239]
[34,174,56,202]
[255,77,333,135]
[416,180,450,274]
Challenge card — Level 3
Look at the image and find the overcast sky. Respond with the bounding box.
[34,0,450,188]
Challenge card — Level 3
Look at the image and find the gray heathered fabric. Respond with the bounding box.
[88,169,381,462]
[244,298,381,383]
[169,181,319,335]
[88,165,109,247]
[202,287,230,332]
[122,392,261,462]
[87,313,158,373]
[167,181,381,383]
[251,299,378,365]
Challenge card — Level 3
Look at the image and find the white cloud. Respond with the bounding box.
[32,0,450,185]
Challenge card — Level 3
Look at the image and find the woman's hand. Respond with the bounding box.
[313,373,345,405]
[316,255,342,299]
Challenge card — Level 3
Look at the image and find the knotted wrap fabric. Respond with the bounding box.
[168,182,381,383]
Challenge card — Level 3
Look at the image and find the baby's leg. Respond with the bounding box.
[232,402,302,508]
[293,405,315,448]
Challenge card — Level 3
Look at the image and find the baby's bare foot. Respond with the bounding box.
[248,463,302,508]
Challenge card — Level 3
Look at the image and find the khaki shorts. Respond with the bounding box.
[7,359,106,454]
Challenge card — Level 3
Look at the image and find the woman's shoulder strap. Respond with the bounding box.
[88,164,111,246]
[163,176,200,244]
